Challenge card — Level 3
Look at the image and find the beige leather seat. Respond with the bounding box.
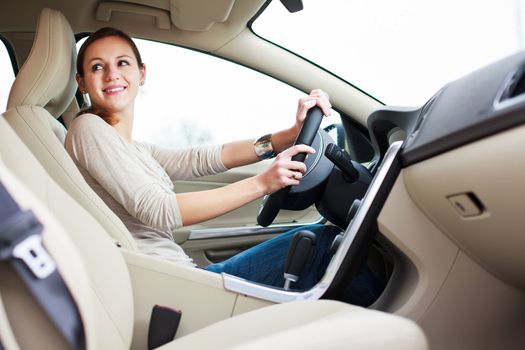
[0,144,429,349]
[4,7,136,249]
[0,117,134,349]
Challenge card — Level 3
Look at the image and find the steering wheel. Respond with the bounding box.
[257,107,324,227]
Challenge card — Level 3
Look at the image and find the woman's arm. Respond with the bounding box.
[66,114,185,231]
[178,144,314,226]
[221,89,331,169]
[147,143,228,180]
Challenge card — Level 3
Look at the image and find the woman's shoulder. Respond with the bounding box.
[69,113,117,138]
[69,113,108,130]
[67,113,118,145]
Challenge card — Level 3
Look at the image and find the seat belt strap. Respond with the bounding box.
[0,182,85,350]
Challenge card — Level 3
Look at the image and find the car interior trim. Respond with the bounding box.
[188,218,325,240]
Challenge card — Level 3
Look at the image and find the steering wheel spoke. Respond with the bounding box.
[257,107,325,227]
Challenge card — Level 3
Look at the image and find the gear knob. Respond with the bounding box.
[283,230,317,290]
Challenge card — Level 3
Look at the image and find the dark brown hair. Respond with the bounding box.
[76,27,144,125]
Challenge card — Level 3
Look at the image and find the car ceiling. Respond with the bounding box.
[0,0,266,51]
[0,0,382,124]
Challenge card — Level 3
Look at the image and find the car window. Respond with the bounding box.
[77,37,339,148]
[0,38,15,112]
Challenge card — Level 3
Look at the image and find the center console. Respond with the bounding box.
[222,141,404,302]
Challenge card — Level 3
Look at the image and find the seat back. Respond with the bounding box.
[0,117,134,350]
[4,8,136,250]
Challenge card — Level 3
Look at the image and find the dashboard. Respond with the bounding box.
[385,51,525,289]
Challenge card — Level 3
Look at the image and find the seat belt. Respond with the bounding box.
[0,181,85,350]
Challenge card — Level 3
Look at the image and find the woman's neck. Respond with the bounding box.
[111,111,134,143]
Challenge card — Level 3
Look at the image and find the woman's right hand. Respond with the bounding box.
[255,144,316,195]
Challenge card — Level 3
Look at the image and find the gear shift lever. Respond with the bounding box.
[283,230,317,290]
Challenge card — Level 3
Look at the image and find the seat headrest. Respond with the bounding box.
[7,8,76,118]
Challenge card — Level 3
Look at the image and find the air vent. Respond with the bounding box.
[411,88,441,133]
[509,70,525,98]
[403,90,441,149]
[499,66,525,103]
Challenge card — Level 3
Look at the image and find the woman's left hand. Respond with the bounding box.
[258,89,332,157]
[293,89,332,134]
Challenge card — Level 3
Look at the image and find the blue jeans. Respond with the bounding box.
[205,224,382,305]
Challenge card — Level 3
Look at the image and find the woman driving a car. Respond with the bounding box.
[66,27,379,300]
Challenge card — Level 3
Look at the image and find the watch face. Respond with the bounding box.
[254,134,274,159]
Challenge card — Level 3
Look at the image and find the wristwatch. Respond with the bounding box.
[254,133,275,160]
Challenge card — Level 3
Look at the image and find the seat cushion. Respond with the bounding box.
[160,299,428,350]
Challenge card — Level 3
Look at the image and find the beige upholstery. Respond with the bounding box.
[0,125,135,350]
[0,150,428,350]
[6,10,76,116]
[160,299,428,350]
[4,8,136,249]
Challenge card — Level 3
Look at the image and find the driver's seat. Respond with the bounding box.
[4,7,136,249]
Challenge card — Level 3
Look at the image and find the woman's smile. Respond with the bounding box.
[103,85,127,95]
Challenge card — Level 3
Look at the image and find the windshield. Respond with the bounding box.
[253,0,525,106]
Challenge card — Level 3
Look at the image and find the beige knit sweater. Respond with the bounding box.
[65,113,227,265]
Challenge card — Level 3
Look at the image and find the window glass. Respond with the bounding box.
[253,0,525,106]
[78,38,339,148]
[0,39,15,112]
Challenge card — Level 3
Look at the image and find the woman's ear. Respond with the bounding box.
[76,73,86,93]
[140,63,146,86]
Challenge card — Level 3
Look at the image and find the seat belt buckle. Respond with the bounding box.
[12,234,56,279]
[0,209,56,279]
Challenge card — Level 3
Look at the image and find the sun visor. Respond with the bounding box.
[95,0,235,32]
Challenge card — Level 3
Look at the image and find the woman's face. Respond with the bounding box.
[77,36,145,120]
